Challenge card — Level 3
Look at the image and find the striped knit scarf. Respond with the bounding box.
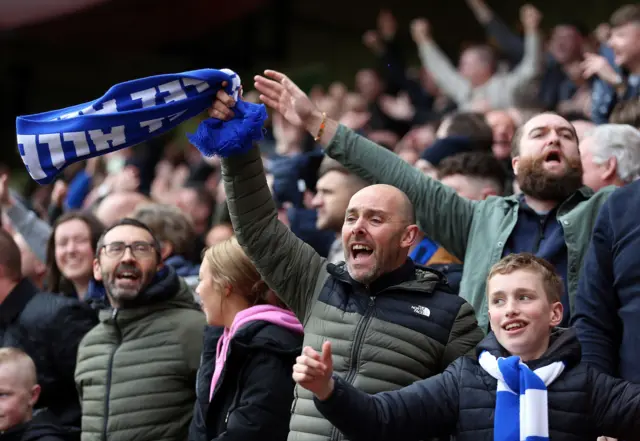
[478,350,565,441]
[16,68,267,184]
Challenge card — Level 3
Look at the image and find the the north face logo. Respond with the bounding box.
[411,305,431,317]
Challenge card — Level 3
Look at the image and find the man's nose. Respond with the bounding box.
[351,218,367,235]
[121,247,136,261]
[311,194,322,208]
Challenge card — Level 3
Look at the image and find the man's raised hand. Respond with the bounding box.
[292,341,335,401]
[254,70,319,131]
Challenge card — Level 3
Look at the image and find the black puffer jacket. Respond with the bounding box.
[189,321,303,441]
[0,279,97,429]
[315,328,640,441]
[0,409,81,441]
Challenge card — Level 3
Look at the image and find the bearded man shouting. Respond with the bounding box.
[245,70,614,331]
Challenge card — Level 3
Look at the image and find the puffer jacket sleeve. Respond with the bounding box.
[441,302,484,369]
[212,350,297,441]
[314,360,461,441]
[589,366,640,439]
[221,146,328,321]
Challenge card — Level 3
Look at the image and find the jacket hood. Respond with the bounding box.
[98,265,200,323]
[476,327,582,371]
[208,305,303,400]
[18,409,80,441]
[229,305,303,349]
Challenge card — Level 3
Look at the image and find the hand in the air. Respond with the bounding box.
[254,70,318,129]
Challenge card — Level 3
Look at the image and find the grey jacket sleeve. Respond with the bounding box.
[499,30,542,94]
[221,147,328,322]
[5,194,51,263]
[417,41,472,106]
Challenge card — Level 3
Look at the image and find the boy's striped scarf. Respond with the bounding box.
[478,350,565,441]
[16,68,267,184]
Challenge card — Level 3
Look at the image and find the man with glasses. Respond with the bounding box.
[74,218,206,441]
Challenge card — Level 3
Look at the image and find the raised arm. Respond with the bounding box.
[221,146,328,321]
[253,71,476,261]
[465,0,525,64]
[501,5,543,93]
[0,175,51,263]
[324,126,475,261]
[410,19,472,106]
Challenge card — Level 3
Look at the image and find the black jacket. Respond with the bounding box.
[315,328,640,441]
[189,321,303,441]
[0,280,98,429]
[0,409,80,441]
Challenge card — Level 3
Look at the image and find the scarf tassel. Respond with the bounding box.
[188,100,268,158]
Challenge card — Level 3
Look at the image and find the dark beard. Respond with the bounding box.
[517,155,583,202]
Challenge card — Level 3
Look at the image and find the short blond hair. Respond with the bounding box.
[487,253,563,303]
[203,237,286,308]
[0,348,37,387]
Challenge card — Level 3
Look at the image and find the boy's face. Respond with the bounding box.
[0,364,39,431]
[487,269,563,361]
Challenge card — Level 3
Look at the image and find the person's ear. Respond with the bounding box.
[511,156,520,176]
[93,258,103,282]
[159,241,173,261]
[29,384,41,408]
[549,301,563,327]
[600,156,617,182]
[401,225,420,248]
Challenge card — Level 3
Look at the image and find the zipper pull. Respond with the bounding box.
[225,412,230,424]
[111,308,118,320]
[369,296,375,306]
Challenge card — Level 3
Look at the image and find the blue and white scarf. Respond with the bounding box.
[16,68,267,184]
[478,350,565,441]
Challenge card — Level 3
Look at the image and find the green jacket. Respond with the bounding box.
[75,269,206,441]
[325,125,615,330]
[222,147,483,441]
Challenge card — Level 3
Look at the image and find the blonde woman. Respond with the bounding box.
[189,237,303,441]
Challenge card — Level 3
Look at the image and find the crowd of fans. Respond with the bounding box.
[2,1,640,440]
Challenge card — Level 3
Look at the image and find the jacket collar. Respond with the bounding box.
[329,258,435,295]
[0,279,37,325]
[98,266,195,325]
[512,187,594,215]
[475,327,582,371]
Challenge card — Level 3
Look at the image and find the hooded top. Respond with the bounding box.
[2,409,80,441]
[209,304,303,400]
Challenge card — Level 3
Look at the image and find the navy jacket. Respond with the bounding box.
[315,329,640,441]
[189,322,302,441]
[573,181,640,382]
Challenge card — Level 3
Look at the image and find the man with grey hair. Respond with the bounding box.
[579,124,640,191]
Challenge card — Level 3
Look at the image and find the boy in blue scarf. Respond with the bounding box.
[292,252,640,441]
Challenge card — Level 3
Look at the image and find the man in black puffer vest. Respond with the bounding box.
[298,253,640,441]
[0,229,97,429]
[215,133,484,441]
